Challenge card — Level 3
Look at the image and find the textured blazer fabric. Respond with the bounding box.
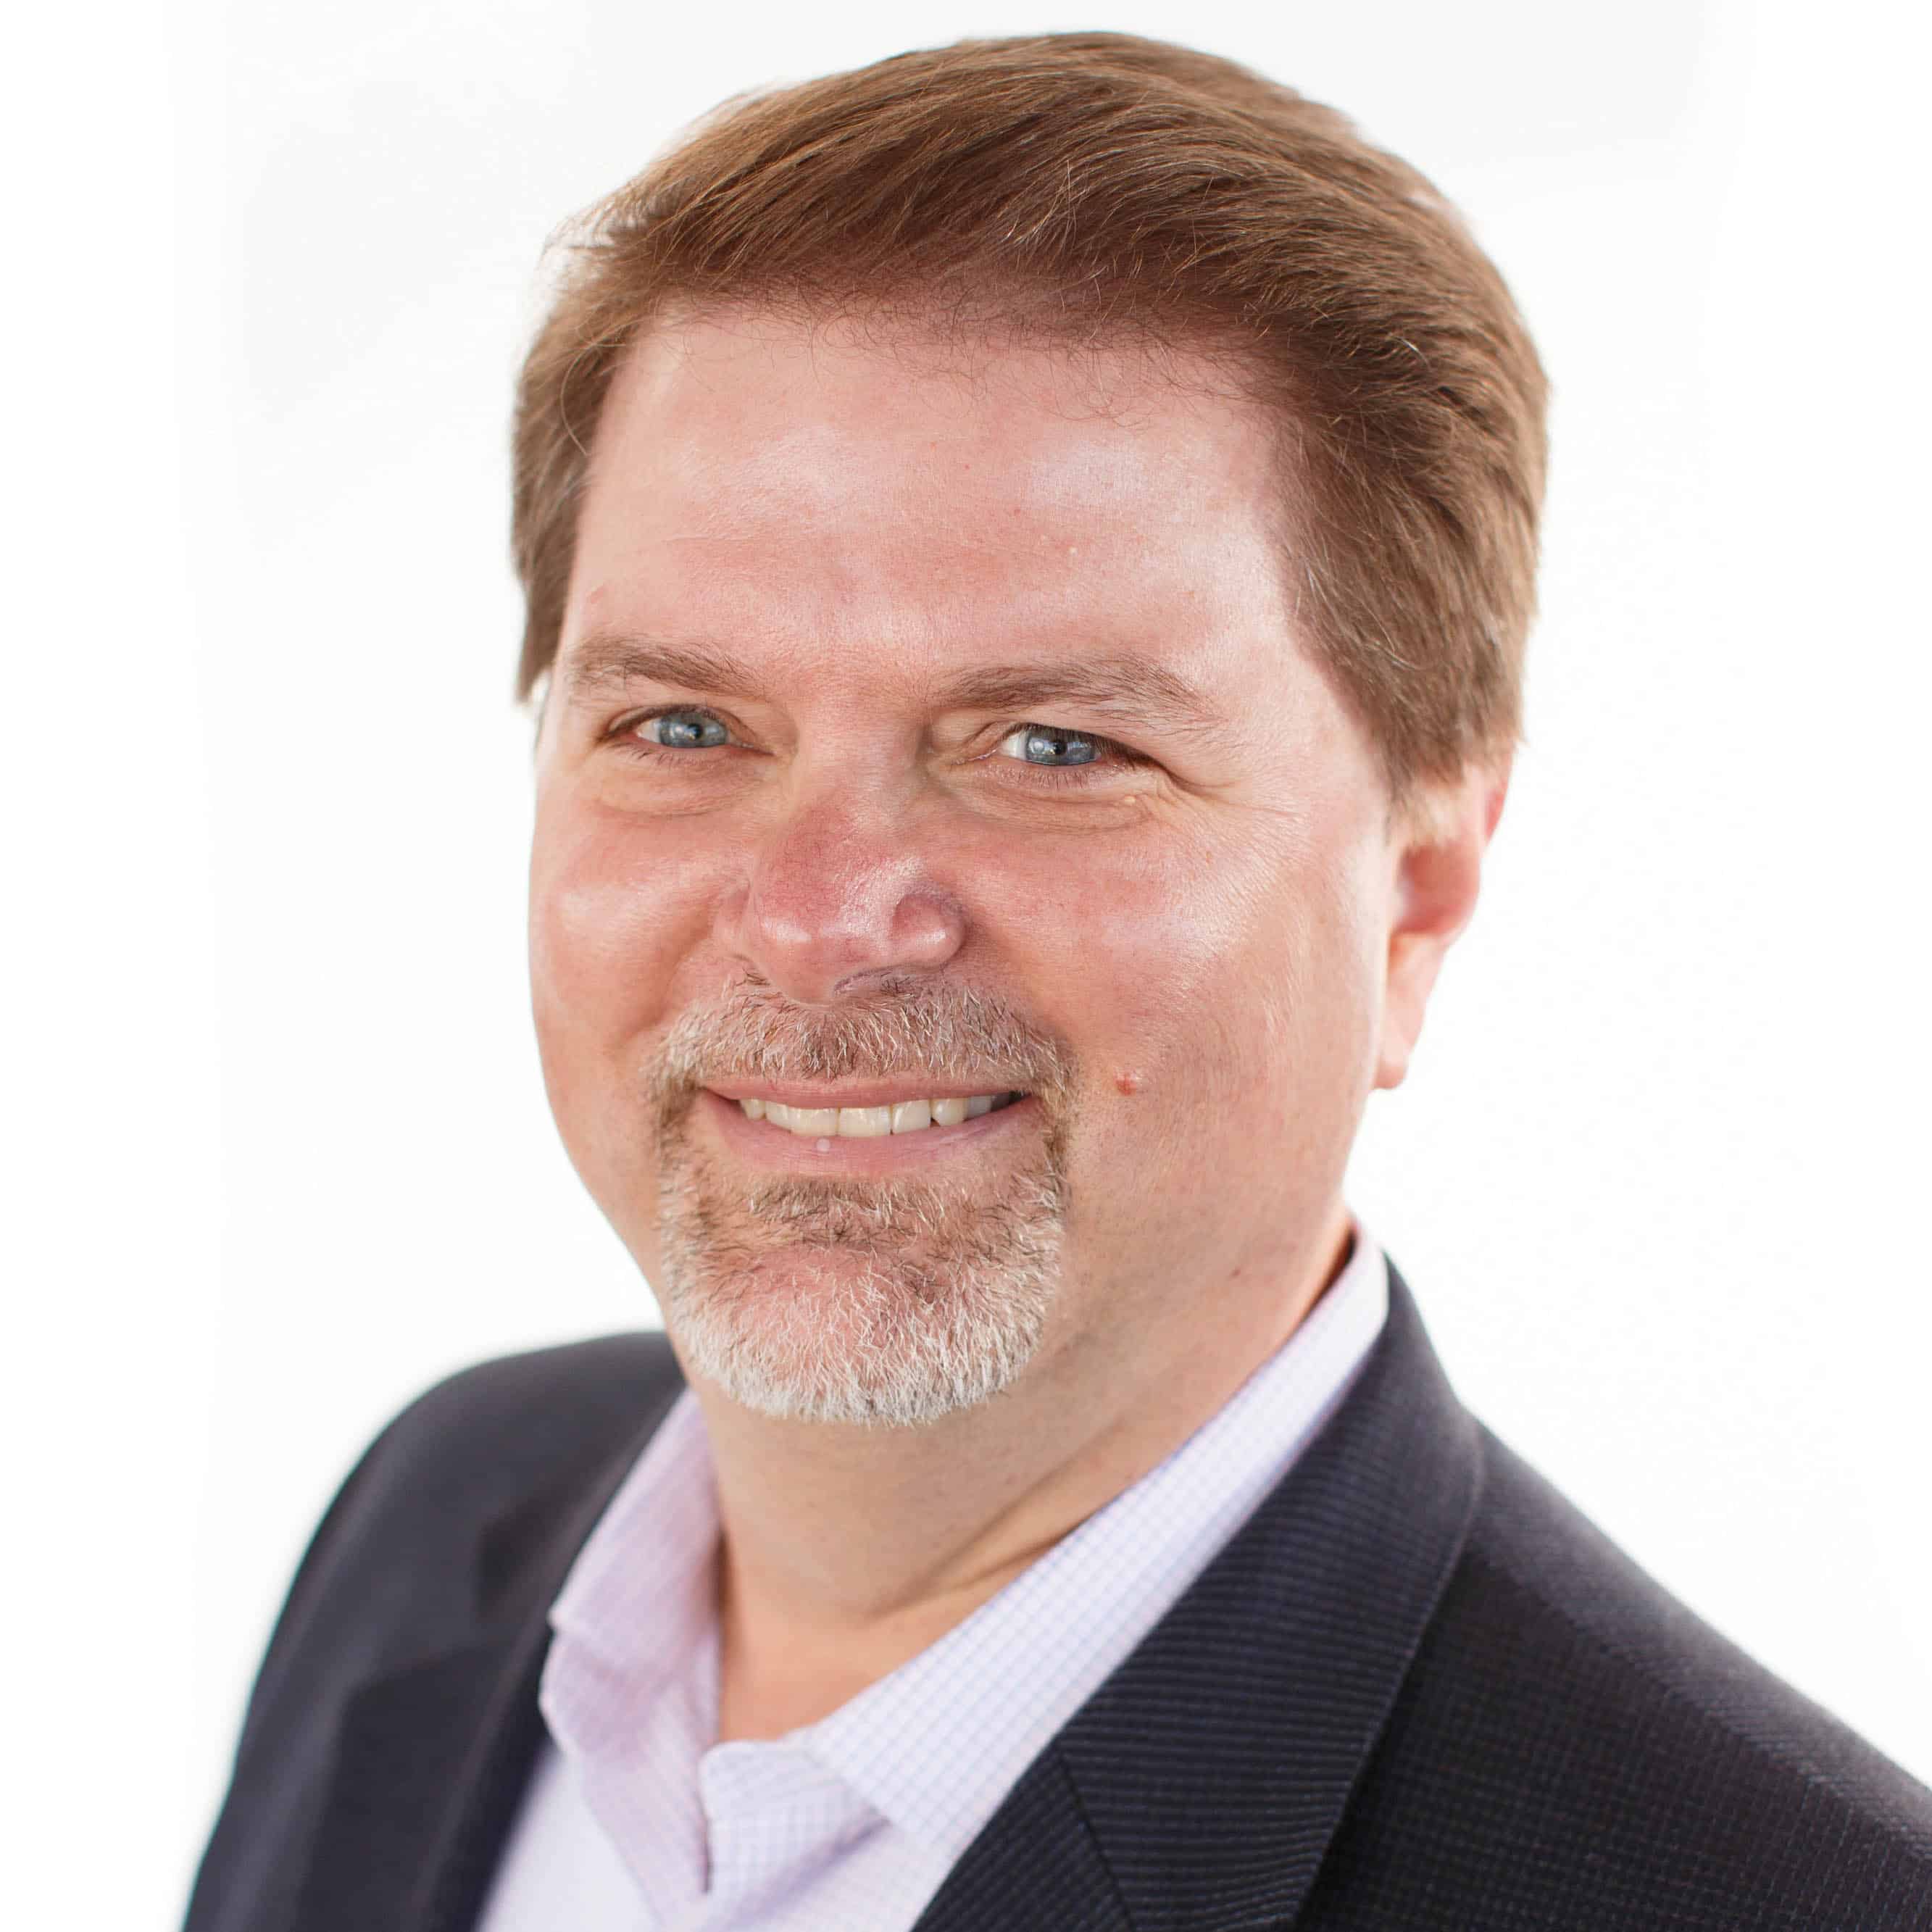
[186,1273,1932,1931]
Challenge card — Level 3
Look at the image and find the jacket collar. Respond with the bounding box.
[912,1267,1482,1931]
[288,1373,683,1932]
[291,1267,1477,1932]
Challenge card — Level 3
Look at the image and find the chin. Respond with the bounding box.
[654,1217,1063,1428]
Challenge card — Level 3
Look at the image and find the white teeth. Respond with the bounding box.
[738,1093,1018,1136]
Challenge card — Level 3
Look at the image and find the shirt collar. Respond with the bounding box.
[541,1225,1388,1864]
[794,1230,1388,1857]
[543,1389,718,1757]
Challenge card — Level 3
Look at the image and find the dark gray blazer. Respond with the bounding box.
[185,1270,1932,1930]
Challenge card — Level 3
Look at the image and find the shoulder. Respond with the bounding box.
[341,1329,683,1522]
[1308,1427,1932,1929]
[288,1330,680,1604]
[235,1331,684,1736]
[187,1332,685,1931]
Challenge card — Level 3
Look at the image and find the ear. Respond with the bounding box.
[1373,757,1511,1091]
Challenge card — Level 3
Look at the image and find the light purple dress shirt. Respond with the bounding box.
[476,1230,1389,1931]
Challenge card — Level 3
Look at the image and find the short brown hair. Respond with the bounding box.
[512,32,1546,798]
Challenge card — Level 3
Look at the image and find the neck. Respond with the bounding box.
[691,1207,1355,1741]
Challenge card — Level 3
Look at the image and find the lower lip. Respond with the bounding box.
[697,1088,1038,1174]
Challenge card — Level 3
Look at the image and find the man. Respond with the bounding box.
[186,30,1932,1931]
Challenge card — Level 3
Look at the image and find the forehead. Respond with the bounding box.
[562,310,1302,700]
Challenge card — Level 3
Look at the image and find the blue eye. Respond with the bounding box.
[638,710,730,749]
[996,725,1103,767]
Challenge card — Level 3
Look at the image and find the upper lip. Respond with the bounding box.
[704,1079,1027,1109]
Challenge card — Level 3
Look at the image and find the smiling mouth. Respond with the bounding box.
[730,1091,1027,1137]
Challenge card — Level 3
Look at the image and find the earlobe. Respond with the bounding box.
[1373,759,1510,1091]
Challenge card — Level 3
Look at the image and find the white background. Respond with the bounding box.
[5,0,1928,1922]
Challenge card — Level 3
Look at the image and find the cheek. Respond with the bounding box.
[528,807,712,1055]
[1028,812,1383,1168]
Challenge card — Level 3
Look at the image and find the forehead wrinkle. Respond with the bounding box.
[621,312,1274,533]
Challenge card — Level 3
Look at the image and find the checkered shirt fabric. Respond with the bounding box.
[475,1233,1388,1931]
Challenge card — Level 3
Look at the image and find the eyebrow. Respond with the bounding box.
[554,635,762,705]
[553,632,1230,740]
[933,659,1227,741]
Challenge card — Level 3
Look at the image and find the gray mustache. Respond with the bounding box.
[648,980,1078,1099]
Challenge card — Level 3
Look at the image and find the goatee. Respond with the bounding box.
[644,980,1077,1427]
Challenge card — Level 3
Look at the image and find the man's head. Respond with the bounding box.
[520,34,1544,1428]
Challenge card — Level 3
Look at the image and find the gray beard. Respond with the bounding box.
[651,1131,1068,1427]
[639,977,1078,1427]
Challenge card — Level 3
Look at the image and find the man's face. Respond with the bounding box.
[530,313,1414,1427]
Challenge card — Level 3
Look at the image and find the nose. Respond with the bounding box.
[713,789,967,1004]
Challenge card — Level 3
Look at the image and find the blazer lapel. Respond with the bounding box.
[286,1631,547,1932]
[915,1267,1482,1932]
[288,1378,683,1932]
